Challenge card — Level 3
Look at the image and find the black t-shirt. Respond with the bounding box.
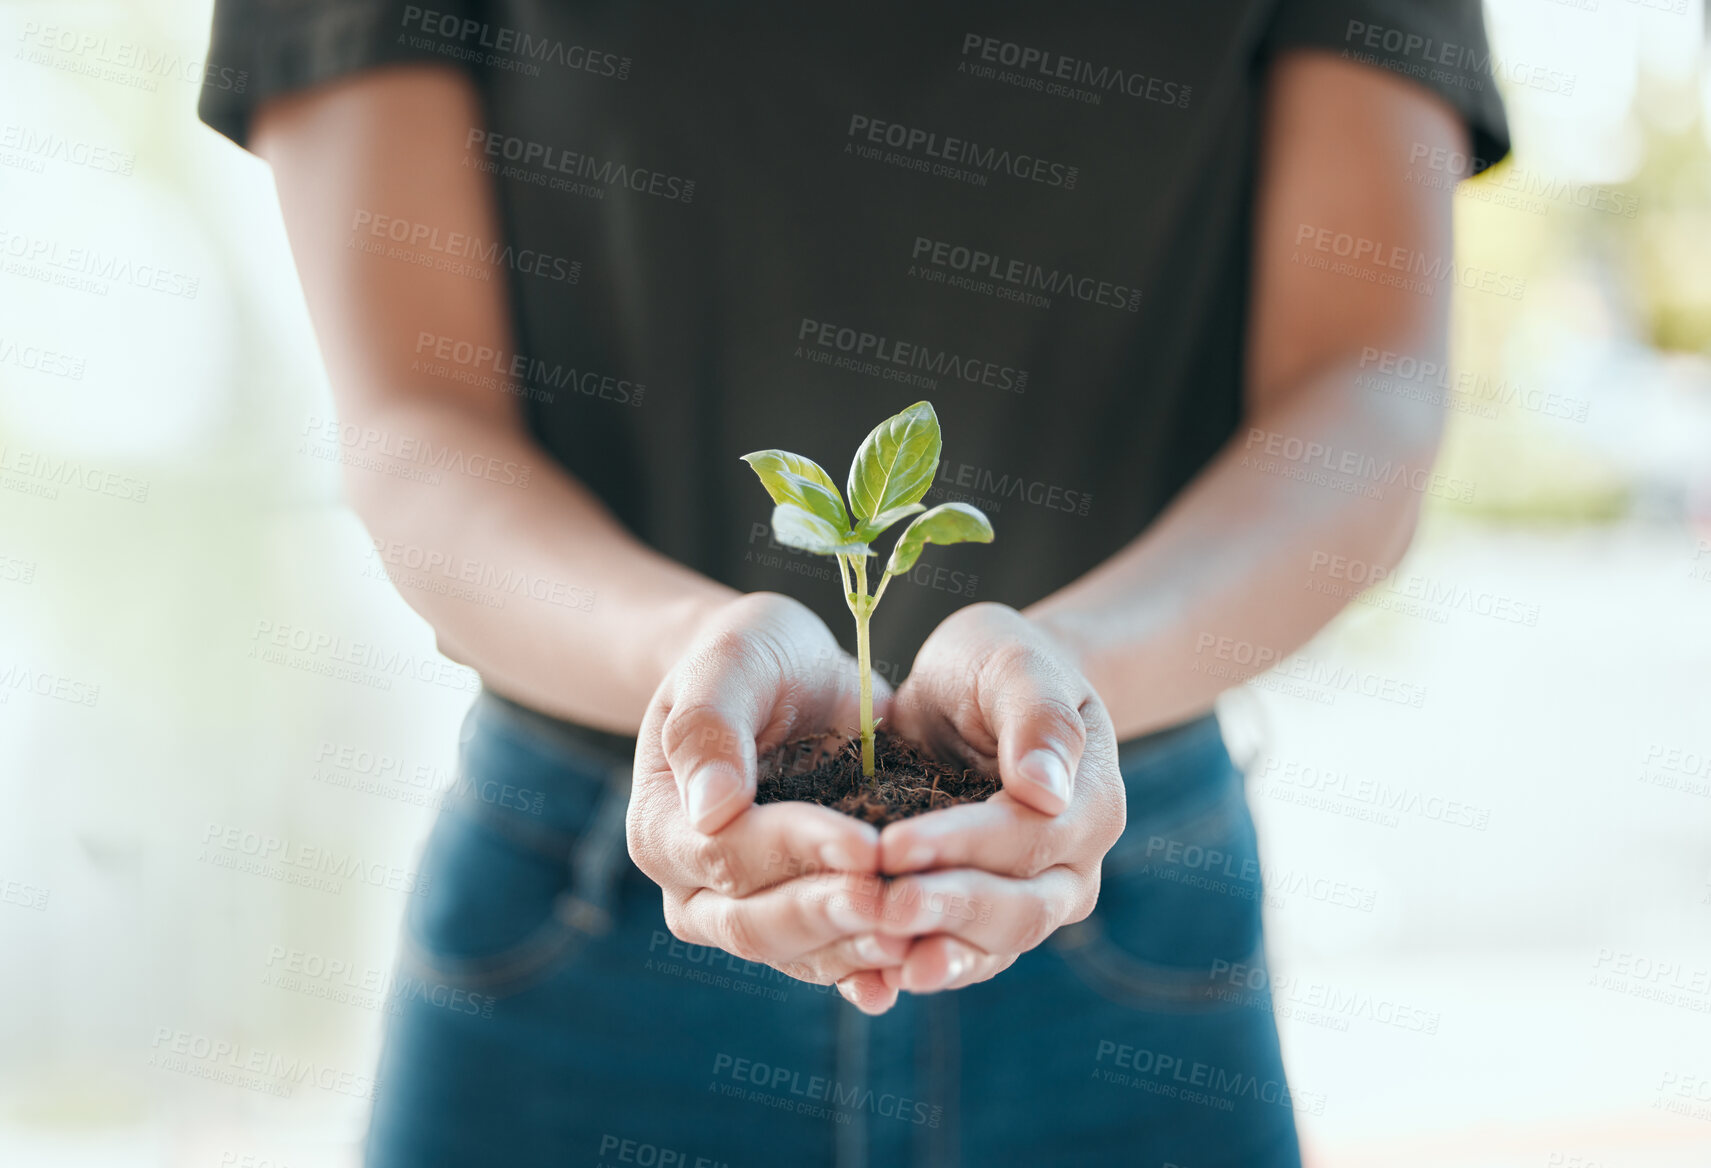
[202,1,1508,692]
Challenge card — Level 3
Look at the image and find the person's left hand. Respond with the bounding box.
[833,603,1127,1014]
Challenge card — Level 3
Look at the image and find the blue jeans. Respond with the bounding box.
[365,692,1303,1167]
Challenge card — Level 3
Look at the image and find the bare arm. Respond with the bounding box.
[866,55,1477,998]
[254,66,735,732]
[1028,53,1467,739]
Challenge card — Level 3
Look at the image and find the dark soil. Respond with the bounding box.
[756,730,998,828]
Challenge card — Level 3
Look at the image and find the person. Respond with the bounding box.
[201,2,1507,1164]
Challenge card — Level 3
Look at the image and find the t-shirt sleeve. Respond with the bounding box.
[198,0,486,148]
[1264,0,1511,175]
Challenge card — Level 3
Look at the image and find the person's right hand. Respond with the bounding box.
[626,592,909,1009]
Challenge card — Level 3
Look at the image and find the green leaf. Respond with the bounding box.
[885,502,994,575]
[742,450,850,529]
[851,501,926,543]
[846,401,941,522]
[771,503,872,557]
[779,472,850,531]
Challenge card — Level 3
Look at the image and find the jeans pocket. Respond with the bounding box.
[1053,772,1267,1012]
[399,704,628,1001]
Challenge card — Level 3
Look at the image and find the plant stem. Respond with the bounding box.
[853,556,875,778]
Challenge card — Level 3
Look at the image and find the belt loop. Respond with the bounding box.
[557,761,633,936]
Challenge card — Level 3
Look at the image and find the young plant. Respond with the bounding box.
[742,401,993,779]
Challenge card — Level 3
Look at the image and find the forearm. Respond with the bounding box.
[1027,359,1439,740]
[343,393,735,732]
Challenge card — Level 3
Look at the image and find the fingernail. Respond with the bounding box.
[686,764,742,828]
[820,841,859,871]
[835,979,858,1005]
[853,933,889,966]
[1019,749,1071,806]
[902,844,934,870]
[943,952,971,984]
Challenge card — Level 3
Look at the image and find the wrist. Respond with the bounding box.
[1017,604,1096,682]
[645,584,742,690]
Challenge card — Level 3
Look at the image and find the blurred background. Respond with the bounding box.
[2,0,1709,1164]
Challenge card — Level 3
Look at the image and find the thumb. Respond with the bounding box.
[982,648,1088,817]
[659,655,777,834]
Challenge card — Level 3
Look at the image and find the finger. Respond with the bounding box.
[660,687,770,835]
[663,800,881,900]
[876,868,1090,955]
[877,793,1060,877]
[836,971,899,1015]
[782,931,910,986]
[891,638,1091,817]
[880,701,1124,877]
[894,935,1013,994]
[667,871,888,966]
[659,618,864,834]
[982,648,1089,816]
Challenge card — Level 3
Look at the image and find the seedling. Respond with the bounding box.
[742,401,993,778]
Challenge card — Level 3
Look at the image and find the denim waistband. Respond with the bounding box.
[473,688,1224,788]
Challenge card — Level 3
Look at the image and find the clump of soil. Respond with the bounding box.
[756,730,998,828]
